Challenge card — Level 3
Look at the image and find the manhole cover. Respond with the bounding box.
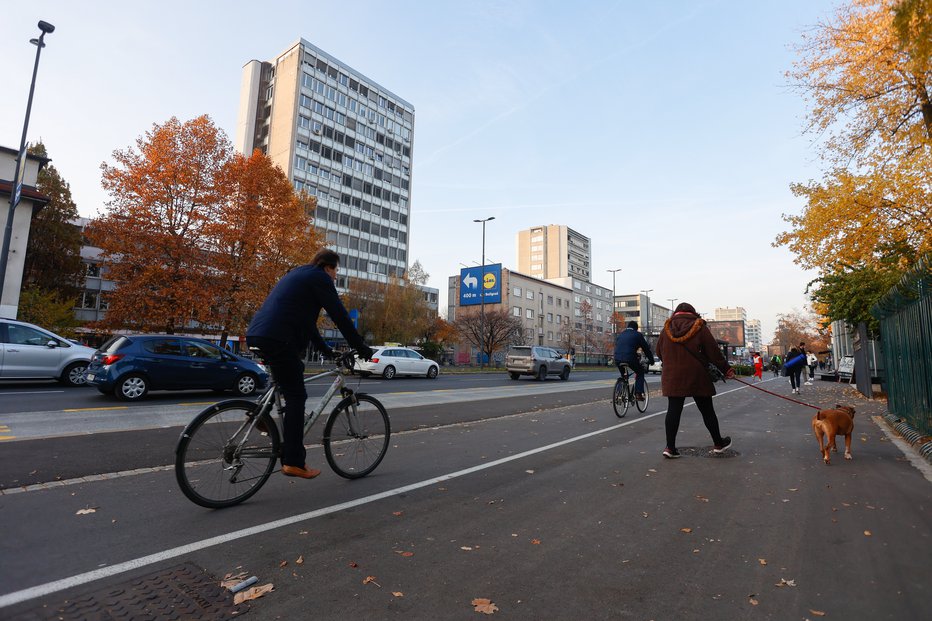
[677,446,740,458]
[11,562,243,621]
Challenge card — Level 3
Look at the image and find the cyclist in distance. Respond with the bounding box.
[613,320,654,401]
[247,249,374,480]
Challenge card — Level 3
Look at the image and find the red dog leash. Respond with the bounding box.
[729,376,822,411]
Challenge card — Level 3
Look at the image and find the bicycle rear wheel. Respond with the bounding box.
[612,379,629,418]
[175,400,279,509]
[324,393,390,479]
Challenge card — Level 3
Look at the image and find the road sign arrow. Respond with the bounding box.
[463,273,478,289]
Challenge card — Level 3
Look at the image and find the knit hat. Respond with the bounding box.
[674,302,697,314]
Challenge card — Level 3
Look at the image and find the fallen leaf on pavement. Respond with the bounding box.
[461,546,474,551]
[531,539,541,545]
[392,511,403,516]
[279,560,287,568]
[75,508,97,515]
[472,598,499,614]
[695,495,709,502]
[758,559,767,565]
[349,562,358,568]
[233,583,274,605]
[220,572,248,589]
[864,531,872,536]
[749,597,759,606]
[392,591,404,597]
[774,578,797,587]
[525,470,535,474]
[680,528,692,533]
[295,556,304,565]
[363,576,381,587]
[809,610,826,617]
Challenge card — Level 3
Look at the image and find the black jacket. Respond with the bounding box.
[246,264,367,354]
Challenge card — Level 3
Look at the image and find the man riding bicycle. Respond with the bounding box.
[246,249,374,480]
[613,321,654,400]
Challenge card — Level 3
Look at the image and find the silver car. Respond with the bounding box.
[0,318,96,386]
[505,345,572,381]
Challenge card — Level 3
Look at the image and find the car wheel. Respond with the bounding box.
[382,365,396,379]
[426,365,439,379]
[60,361,89,387]
[234,372,258,396]
[116,374,148,401]
[560,366,571,381]
[509,372,520,380]
[536,365,547,381]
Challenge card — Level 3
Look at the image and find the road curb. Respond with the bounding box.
[881,413,932,466]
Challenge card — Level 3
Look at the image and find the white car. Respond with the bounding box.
[0,318,96,386]
[648,358,663,374]
[354,346,440,379]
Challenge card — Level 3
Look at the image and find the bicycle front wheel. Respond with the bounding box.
[612,379,629,418]
[636,386,650,413]
[324,393,390,479]
[175,400,280,509]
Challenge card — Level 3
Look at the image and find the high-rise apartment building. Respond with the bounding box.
[714,307,747,323]
[236,39,415,290]
[746,319,762,352]
[517,225,591,281]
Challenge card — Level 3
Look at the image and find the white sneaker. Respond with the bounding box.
[805,381,812,386]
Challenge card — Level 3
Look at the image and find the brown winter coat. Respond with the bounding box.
[656,312,731,397]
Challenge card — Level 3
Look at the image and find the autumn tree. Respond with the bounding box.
[22,142,84,303]
[16,286,80,335]
[89,116,230,333]
[452,307,522,364]
[772,309,832,355]
[206,150,323,344]
[780,0,932,327]
[342,261,436,346]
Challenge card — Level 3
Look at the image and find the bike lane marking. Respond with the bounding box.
[0,383,750,609]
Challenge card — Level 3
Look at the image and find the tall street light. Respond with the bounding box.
[607,268,621,334]
[640,289,653,335]
[474,216,495,369]
[1,20,55,304]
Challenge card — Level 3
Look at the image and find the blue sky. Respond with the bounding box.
[1,1,841,340]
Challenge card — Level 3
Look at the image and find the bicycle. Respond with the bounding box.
[612,363,650,418]
[175,351,390,508]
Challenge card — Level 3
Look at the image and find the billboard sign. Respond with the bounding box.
[459,264,502,306]
[706,320,745,346]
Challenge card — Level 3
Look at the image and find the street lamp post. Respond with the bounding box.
[607,268,621,334]
[0,20,55,305]
[473,216,495,369]
[667,298,677,326]
[640,289,653,335]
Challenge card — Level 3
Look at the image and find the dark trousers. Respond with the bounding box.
[789,365,803,389]
[616,360,646,394]
[665,396,724,449]
[246,336,307,467]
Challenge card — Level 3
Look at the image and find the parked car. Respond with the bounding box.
[85,335,269,401]
[505,345,572,381]
[648,357,663,374]
[353,346,439,379]
[0,318,95,386]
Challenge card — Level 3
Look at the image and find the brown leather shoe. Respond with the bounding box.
[281,465,322,479]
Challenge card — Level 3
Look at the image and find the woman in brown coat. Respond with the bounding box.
[655,302,735,459]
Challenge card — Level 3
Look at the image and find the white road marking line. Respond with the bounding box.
[0,386,754,608]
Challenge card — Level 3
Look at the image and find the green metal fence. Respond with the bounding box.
[871,254,932,436]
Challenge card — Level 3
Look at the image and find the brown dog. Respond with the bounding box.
[812,405,855,465]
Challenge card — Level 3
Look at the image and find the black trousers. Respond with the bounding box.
[246,336,307,467]
[665,395,724,449]
[789,365,803,389]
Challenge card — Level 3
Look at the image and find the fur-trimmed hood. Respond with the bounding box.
[663,312,705,343]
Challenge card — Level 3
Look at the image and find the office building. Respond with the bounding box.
[746,318,762,352]
[714,307,747,323]
[237,39,415,290]
[517,225,591,281]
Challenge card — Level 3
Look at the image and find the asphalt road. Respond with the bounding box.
[0,376,929,620]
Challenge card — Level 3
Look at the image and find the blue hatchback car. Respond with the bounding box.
[86,335,269,401]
